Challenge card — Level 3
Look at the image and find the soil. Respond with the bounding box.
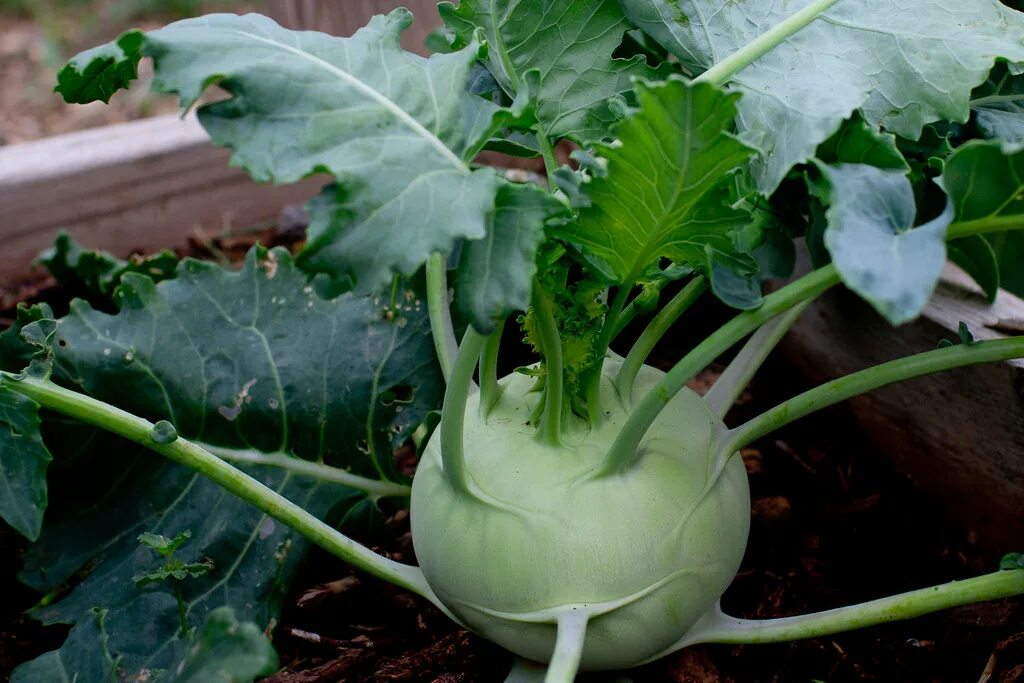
[0,222,1020,683]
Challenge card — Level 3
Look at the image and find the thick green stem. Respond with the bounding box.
[678,570,1024,648]
[440,329,488,496]
[586,284,633,424]
[538,134,560,187]
[427,252,458,383]
[204,446,411,498]
[480,320,505,418]
[532,284,564,446]
[704,301,812,419]
[597,265,841,476]
[544,612,589,683]
[694,0,840,86]
[615,276,707,401]
[723,336,1024,454]
[610,297,646,340]
[947,215,1024,241]
[3,374,443,609]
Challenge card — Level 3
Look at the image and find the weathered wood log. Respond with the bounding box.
[778,262,1024,547]
[266,0,442,52]
[0,114,323,280]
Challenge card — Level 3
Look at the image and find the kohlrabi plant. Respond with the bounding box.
[3,1,1024,680]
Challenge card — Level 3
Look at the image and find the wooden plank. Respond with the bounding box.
[266,0,442,53]
[0,114,323,281]
[777,259,1024,547]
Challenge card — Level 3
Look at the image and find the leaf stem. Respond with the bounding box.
[544,611,589,683]
[694,0,840,87]
[586,283,633,424]
[439,328,488,496]
[676,570,1024,648]
[427,252,458,383]
[615,276,707,401]
[721,336,1024,454]
[704,300,811,419]
[538,134,560,187]
[532,283,564,446]
[598,265,841,477]
[947,215,1024,240]
[1,374,447,613]
[203,446,412,498]
[174,583,190,638]
[479,320,505,418]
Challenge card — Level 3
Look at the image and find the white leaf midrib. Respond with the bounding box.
[231,29,469,172]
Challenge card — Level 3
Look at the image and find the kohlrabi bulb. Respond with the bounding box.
[410,359,750,670]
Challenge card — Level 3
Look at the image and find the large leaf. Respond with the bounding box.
[455,183,564,334]
[164,607,278,683]
[944,139,1024,296]
[57,10,513,293]
[9,247,441,679]
[551,78,756,290]
[0,389,52,540]
[822,163,953,325]
[439,0,659,142]
[621,0,1024,192]
[972,61,1024,143]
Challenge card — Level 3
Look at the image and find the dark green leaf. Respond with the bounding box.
[621,0,1024,191]
[11,608,120,683]
[164,607,278,683]
[971,61,1024,143]
[948,235,1001,302]
[38,231,178,306]
[989,231,1024,297]
[439,0,659,142]
[944,139,1024,296]
[822,164,953,325]
[817,114,909,171]
[0,387,52,540]
[11,246,441,679]
[957,321,977,346]
[55,30,143,103]
[551,78,756,289]
[455,183,564,333]
[1001,552,1024,570]
[58,10,515,294]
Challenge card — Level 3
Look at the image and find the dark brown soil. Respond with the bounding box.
[0,223,1022,682]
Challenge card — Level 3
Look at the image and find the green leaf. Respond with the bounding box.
[816,114,909,171]
[822,163,953,325]
[38,231,178,306]
[943,139,1024,296]
[11,608,121,683]
[1001,552,1024,570]
[138,529,193,557]
[439,0,660,142]
[455,183,564,333]
[957,321,977,346]
[164,607,278,683]
[54,30,143,103]
[0,387,52,540]
[10,246,441,679]
[57,10,514,294]
[948,235,1001,303]
[551,78,756,290]
[989,231,1024,297]
[621,0,1024,192]
[971,61,1024,143]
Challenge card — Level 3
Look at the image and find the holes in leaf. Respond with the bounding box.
[380,384,414,406]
